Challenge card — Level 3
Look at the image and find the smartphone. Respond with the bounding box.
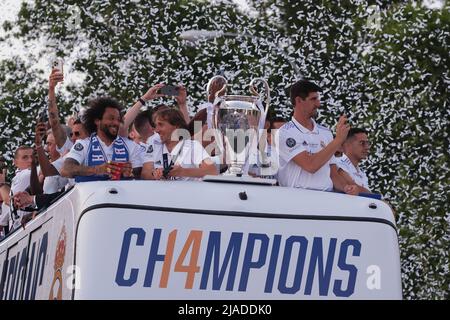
[52,58,63,73]
[38,109,49,123]
[159,85,180,96]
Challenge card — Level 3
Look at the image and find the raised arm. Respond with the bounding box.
[176,85,190,124]
[119,84,165,137]
[29,151,43,196]
[292,116,350,173]
[35,122,59,177]
[48,69,66,149]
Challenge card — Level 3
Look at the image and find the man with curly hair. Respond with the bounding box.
[61,97,142,181]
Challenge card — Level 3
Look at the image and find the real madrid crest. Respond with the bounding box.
[286,138,296,148]
[49,225,67,300]
[74,143,84,151]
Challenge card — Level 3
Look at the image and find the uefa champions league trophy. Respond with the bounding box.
[211,78,271,179]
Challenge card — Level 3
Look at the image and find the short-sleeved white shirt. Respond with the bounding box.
[336,154,370,191]
[277,118,335,191]
[11,168,32,229]
[66,136,143,169]
[56,137,74,156]
[43,174,69,194]
[142,133,161,164]
[51,156,75,189]
[11,169,31,194]
[0,203,10,227]
[146,138,212,181]
[135,141,148,168]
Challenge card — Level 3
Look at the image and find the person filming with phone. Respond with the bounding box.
[120,83,191,140]
[47,62,88,155]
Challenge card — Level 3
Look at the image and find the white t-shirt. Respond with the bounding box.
[0,202,10,227]
[336,154,370,191]
[66,136,142,169]
[277,118,336,191]
[11,168,32,230]
[52,155,75,188]
[144,138,212,181]
[11,169,31,194]
[56,137,74,156]
[143,133,161,164]
[135,141,148,168]
[43,174,69,194]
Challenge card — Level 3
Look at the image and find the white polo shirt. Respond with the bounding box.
[278,118,336,191]
[66,136,142,169]
[144,138,212,181]
[336,154,370,190]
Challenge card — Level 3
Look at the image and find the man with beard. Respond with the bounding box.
[277,80,357,193]
[61,97,142,181]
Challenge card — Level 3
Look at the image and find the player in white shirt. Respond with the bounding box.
[0,183,11,237]
[9,146,34,229]
[61,97,141,181]
[56,118,89,156]
[277,79,358,193]
[128,110,157,168]
[336,128,371,193]
[141,108,217,181]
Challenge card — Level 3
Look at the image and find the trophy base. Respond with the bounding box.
[203,175,277,186]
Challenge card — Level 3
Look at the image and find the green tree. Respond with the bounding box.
[0,0,448,299]
[362,2,449,299]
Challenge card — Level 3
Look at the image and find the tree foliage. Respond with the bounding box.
[0,0,448,299]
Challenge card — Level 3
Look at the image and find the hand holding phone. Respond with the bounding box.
[38,109,49,124]
[159,85,180,97]
[52,58,63,73]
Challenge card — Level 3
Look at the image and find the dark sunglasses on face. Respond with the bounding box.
[70,131,81,138]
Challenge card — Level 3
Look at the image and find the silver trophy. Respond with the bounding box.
[212,78,270,176]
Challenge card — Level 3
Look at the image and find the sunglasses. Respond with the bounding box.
[70,131,82,138]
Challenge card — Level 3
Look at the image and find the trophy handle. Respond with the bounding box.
[206,75,228,102]
[249,78,270,114]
